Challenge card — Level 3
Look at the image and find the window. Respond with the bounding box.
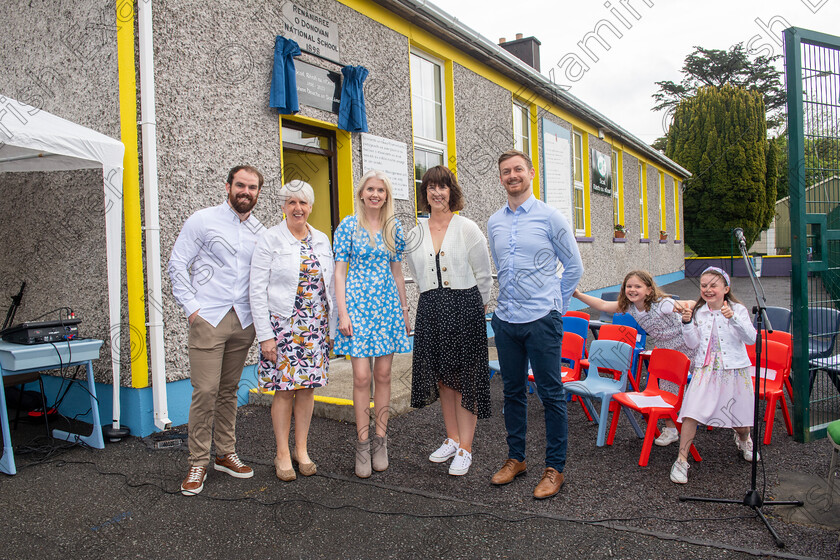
[513,102,530,157]
[639,162,647,238]
[410,51,447,202]
[673,179,681,240]
[612,149,622,229]
[659,170,667,235]
[573,131,585,234]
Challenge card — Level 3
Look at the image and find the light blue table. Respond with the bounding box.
[0,339,105,475]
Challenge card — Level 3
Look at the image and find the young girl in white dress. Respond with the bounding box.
[670,266,758,484]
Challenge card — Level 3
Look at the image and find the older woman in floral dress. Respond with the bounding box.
[250,180,336,481]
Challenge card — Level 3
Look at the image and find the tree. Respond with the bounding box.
[666,85,776,256]
[653,43,785,130]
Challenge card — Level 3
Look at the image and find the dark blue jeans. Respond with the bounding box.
[492,311,567,472]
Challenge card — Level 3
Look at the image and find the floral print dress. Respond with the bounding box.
[333,215,411,358]
[258,233,329,391]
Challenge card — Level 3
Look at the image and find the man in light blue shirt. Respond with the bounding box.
[488,149,583,499]
[168,165,265,495]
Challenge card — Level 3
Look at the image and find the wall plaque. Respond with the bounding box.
[295,60,341,113]
[282,3,341,64]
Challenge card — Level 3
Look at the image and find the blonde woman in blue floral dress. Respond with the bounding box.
[250,181,336,482]
[334,170,411,478]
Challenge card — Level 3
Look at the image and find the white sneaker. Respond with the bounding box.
[735,433,761,462]
[669,459,689,484]
[448,448,472,476]
[429,438,459,463]
[654,427,679,447]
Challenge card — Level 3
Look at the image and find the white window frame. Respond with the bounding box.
[639,161,647,238]
[513,102,530,157]
[410,50,447,194]
[573,131,585,235]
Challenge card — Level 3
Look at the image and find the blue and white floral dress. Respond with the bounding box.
[333,215,411,357]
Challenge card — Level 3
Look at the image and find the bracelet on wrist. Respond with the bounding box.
[401,306,409,311]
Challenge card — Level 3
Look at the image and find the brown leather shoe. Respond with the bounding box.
[533,467,564,499]
[214,453,254,479]
[490,458,527,485]
[180,466,207,496]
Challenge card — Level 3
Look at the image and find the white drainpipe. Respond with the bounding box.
[138,0,171,430]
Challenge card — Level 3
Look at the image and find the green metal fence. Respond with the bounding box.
[785,27,840,442]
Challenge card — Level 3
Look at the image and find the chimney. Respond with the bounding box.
[498,34,541,72]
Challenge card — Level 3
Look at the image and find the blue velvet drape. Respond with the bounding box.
[337,65,369,132]
[269,36,301,114]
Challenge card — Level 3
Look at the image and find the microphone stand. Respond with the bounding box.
[679,231,802,548]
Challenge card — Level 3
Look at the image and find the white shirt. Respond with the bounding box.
[249,221,337,343]
[404,214,493,304]
[682,302,756,369]
[168,202,265,328]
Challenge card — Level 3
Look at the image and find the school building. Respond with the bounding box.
[0,0,690,436]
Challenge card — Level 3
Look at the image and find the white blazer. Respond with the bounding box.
[249,221,337,343]
[404,214,492,305]
[682,302,756,369]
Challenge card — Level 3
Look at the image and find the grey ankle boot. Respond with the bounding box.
[371,434,389,472]
[355,438,371,478]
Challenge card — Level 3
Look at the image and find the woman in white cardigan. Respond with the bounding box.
[405,166,493,476]
[250,181,336,482]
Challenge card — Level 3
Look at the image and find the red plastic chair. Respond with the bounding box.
[746,338,793,444]
[564,310,591,321]
[528,331,593,421]
[761,330,794,404]
[608,348,702,466]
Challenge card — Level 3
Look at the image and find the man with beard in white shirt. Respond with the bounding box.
[168,165,265,495]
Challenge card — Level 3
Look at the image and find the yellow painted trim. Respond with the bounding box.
[444,59,457,173]
[529,104,540,195]
[640,163,648,239]
[117,1,150,388]
[673,176,681,240]
[615,149,624,226]
[659,170,667,233]
[279,115,355,222]
[249,388,373,407]
[337,0,687,188]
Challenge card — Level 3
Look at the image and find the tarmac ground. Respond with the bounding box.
[2,276,840,559]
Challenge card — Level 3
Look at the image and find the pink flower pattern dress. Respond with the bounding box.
[258,233,330,391]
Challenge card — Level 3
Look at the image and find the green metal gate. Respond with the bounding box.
[785,27,840,442]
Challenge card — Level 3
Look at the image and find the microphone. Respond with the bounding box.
[733,228,747,251]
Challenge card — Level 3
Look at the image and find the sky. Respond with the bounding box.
[431,0,840,144]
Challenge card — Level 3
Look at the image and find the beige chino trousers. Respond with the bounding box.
[187,308,255,467]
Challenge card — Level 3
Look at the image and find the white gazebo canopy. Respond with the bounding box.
[0,95,124,426]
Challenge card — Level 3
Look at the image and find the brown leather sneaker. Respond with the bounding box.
[180,466,207,496]
[490,458,527,485]
[533,467,564,499]
[214,453,254,479]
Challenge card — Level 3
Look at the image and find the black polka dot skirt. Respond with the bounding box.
[411,285,491,419]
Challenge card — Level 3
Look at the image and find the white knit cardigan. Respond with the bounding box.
[404,214,493,305]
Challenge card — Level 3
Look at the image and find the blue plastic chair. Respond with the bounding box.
[753,306,791,332]
[562,316,590,358]
[808,306,840,359]
[563,339,640,447]
[612,312,647,390]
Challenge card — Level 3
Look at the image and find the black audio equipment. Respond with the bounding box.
[0,319,81,345]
